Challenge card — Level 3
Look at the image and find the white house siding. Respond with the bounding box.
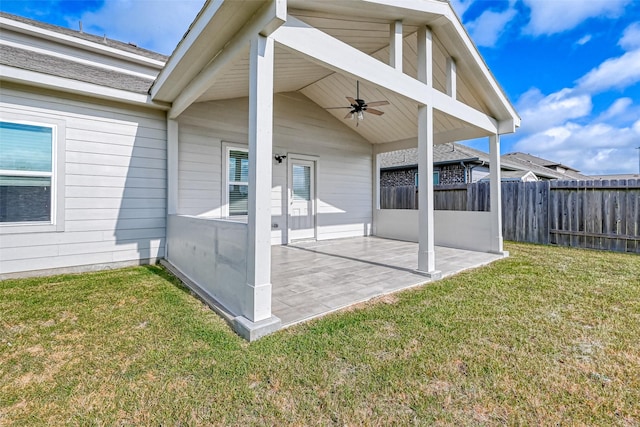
[0,84,166,276]
[177,92,373,245]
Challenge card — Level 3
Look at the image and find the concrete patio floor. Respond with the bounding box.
[271,236,505,326]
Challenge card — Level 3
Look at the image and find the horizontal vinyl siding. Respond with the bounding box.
[177,127,222,216]
[0,85,167,275]
[179,92,373,244]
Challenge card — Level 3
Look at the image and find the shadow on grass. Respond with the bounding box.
[142,263,193,296]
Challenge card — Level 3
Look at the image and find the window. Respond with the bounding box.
[227,147,249,216]
[292,164,311,201]
[0,121,54,223]
[414,171,440,187]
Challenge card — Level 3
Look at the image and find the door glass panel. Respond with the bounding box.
[292,165,311,201]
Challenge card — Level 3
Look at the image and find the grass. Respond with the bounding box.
[1,242,639,426]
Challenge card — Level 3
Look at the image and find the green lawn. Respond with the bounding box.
[1,242,639,426]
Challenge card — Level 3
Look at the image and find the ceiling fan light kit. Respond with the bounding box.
[325,81,389,126]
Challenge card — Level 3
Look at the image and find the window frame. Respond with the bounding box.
[414,171,440,187]
[222,142,249,219]
[0,111,66,234]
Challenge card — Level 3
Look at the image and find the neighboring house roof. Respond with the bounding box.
[479,170,538,182]
[589,174,640,180]
[0,44,154,94]
[379,142,590,181]
[0,12,168,62]
[380,143,487,169]
[502,152,580,173]
[503,152,579,172]
[502,152,587,180]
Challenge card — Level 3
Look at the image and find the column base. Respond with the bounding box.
[233,315,282,341]
[491,250,509,257]
[415,269,442,279]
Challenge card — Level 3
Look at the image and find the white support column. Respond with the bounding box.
[374,151,381,210]
[446,57,456,99]
[389,20,403,72]
[244,34,276,325]
[167,118,179,216]
[489,134,505,255]
[416,26,440,278]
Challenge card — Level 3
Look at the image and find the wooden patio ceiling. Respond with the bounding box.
[194,10,496,145]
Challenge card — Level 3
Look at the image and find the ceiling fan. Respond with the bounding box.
[325,81,389,126]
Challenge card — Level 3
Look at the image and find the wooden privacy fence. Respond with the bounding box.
[380,179,640,253]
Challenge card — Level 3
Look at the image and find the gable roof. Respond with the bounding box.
[151,0,519,144]
[0,12,168,108]
[0,12,167,62]
[0,44,154,94]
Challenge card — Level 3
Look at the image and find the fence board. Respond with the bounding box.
[381,179,639,253]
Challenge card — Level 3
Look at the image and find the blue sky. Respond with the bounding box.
[2,0,640,175]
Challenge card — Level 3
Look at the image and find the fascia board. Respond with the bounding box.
[0,65,169,110]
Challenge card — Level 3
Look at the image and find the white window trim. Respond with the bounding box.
[0,112,66,235]
[221,142,249,219]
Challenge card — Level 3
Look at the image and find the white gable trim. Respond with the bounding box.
[168,0,287,119]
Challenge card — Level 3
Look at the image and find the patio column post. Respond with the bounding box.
[416,26,441,278]
[238,33,281,338]
[167,118,179,216]
[489,134,505,254]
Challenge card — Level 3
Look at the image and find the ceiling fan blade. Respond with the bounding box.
[344,111,354,119]
[325,106,352,109]
[365,108,385,116]
[365,100,390,107]
[346,96,357,105]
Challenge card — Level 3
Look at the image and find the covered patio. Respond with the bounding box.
[272,236,503,326]
[154,0,520,339]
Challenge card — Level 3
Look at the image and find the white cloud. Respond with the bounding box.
[575,34,592,46]
[466,6,517,47]
[596,98,633,122]
[514,96,640,174]
[449,0,475,18]
[76,0,204,55]
[515,120,640,174]
[516,88,592,134]
[619,22,640,50]
[522,0,630,36]
[575,49,640,93]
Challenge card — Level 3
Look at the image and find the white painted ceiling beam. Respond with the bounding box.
[431,89,497,134]
[434,126,489,144]
[273,16,429,105]
[274,17,498,134]
[389,20,403,71]
[417,26,432,88]
[168,0,287,119]
[446,57,456,99]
